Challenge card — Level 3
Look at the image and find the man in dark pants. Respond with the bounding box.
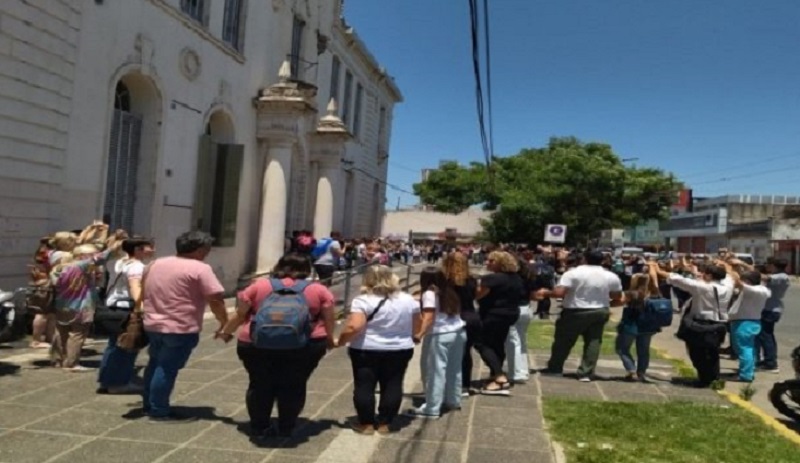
[754,258,790,373]
[653,260,733,387]
[535,251,623,382]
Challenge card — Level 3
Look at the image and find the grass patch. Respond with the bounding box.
[543,399,800,463]
[527,321,662,358]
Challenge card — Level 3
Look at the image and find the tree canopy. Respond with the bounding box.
[413,137,681,245]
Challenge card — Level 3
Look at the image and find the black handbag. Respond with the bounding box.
[676,286,730,345]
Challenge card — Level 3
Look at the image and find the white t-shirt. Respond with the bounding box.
[421,290,465,334]
[349,292,419,350]
[728,284,771,321]
[105,259,145,308]
[559,265,622,309]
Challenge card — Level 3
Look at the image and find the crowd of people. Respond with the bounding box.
[19,225,791,440]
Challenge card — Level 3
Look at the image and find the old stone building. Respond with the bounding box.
[0,0,401,289]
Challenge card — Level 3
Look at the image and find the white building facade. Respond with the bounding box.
[0,0,401,289]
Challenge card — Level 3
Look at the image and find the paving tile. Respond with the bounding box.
[272,426,340,458]
[79,394,146,415]
[473,394,539,409]
[388,414,469,443]
[176,368,230,384]
[264,455,316,463]
[186,359,243,371]
[104,416,216,443]
[161,447,267,463]
[13,385,96,408]
[181,383,246,403]
[25,409,126,436]
[368,438,462,463]
[186,417,274,452]
[472,406,544,429]
[0,403,63,428]
[540,384,603,400]
[469,427,551,452]
[468,447,553,463]
[0,430,88,463]
[51,438,176,463]
[307,378,353,394]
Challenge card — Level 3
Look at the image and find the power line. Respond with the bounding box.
[677,152,800,181]
[346,166,416,195]
[689,164,800,187]
[467,0,492,167]
[482,0,494,164]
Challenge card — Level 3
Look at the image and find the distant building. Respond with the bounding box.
[660,194,800,270]
[382,208,491,242]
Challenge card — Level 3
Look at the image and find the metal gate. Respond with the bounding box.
[104,109,142,232]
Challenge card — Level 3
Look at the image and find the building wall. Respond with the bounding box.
[382,208,490,240]
[0,0,399,289]
[0,0,81,289]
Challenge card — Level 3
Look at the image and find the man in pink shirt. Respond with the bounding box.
[140,231,228,422]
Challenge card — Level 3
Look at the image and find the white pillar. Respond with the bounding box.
[257,141,293,273]
[313,164,339,238]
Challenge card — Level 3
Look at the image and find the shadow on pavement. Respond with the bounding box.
[121,405,236,424]
[0,361,20,376]
[238,418,339,449]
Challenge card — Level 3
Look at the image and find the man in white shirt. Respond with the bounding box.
[535,251,623,382]
[652,260,733,387]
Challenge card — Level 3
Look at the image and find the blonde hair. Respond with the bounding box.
[361,265,401,297]
[49,231,77,251]
[73,244,98,257]
[443,251,469,286]
[487,251,519,273]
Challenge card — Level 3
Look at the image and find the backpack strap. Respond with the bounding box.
[366,297,390,322]
[290,279,310,293]
[270,278,285,292]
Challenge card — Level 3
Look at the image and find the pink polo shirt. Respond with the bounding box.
[143,256,225,334]
[236,278,334,344]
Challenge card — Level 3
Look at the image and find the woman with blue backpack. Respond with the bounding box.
[615,263,671,382]
[218,253,336,439]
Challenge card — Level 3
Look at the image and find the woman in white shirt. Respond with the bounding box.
[408,267,466,419]
[97,237,154,394]
[338,265,421,435]
[727,270,771,383]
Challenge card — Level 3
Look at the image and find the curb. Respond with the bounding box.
[718,390,800,447]
[652,344,800,447]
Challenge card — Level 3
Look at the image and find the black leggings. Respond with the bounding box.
[237,340,326,433]
[461,313,482,388]
[348,348,413,425]
[477,312,519,378]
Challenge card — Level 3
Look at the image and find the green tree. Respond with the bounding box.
[412,137,680,244]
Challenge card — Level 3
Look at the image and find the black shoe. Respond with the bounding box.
[148,412,199,424]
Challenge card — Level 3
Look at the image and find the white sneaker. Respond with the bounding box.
[404,406,440,420]
[577,376,593,383]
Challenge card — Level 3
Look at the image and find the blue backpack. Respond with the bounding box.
[250,279,312,350]
[637,298,674,332]
[311,238,333,260]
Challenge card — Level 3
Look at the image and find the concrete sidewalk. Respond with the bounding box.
[0,319,553,463]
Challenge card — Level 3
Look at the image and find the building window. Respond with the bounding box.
[181,0,208,25]
[193,135,244,247]
[290,16,306,79]
[352,83,363,137]
[342,71,353,127]
[222,0,245,52]
[329,56,340,106]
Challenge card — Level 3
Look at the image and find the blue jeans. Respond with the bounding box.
[731,320,761,381]
[505,304,532,382]
[755,311,781,369]
[142,332,199,417]
[419,329,466,415]
[615,332,653,375]
[98,333,138,388]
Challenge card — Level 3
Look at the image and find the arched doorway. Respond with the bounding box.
[103,73,161,234]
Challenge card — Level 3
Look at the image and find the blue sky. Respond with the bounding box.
[343,0,800,207]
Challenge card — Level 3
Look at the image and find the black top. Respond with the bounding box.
[455,277,478,314]
[478,272,525,318]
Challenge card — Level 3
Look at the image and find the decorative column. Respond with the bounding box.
[257,139,293,272]
[255,61,318,272]
[311,99,351,239]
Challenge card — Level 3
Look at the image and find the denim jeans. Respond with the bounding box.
[755,311,781,369]
[732,320,761,381]
[419,329,466,415]
[142,332,199,417]
[615,332,653,375]
[98,333,138,388]
[505,304,532,382]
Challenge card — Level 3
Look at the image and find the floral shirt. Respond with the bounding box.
[51,249,112,324]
